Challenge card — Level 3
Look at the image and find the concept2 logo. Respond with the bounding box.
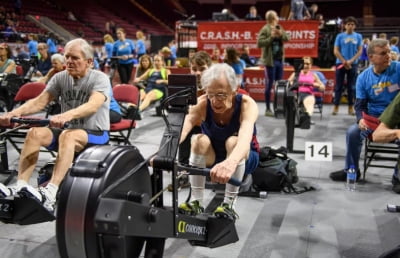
[177,220,207,236]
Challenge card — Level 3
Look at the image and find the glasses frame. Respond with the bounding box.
[207,93,230,101]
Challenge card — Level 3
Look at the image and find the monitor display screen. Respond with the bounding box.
[212,12,230,21]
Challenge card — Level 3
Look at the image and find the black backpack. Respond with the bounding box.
[250,146,314,194]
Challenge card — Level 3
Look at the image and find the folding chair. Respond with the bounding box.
[362,112,398,179]
[312,90,324,119]
[312,70,327,119]
[109,84,140,145]
[2,82,50,154]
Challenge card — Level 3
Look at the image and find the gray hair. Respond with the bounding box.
[200,63,238,91]
[51,53,65,63]
[65,38,94,60]
[368,39,389,55]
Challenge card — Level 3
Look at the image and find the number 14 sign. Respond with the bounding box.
[305,142,332,161]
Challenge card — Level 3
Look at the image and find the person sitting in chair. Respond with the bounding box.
[287,56,325,128]
[372,92,400,193]
[37,53,66,84]
[0,38,111,213]
[329,39,400,185]
[133,54,170,114]
[178,63,260,220]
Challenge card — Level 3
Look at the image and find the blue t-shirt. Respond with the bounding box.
[104,42,113,59]
[356,61,400,117]
[47,38,57,54]
[230,59,245,75]
[136,39,146,55]
[334,32,362,64]
[27,40,38,56]
[170,45,177,59]
[112,39,136,65]
[391,45,400,54]
[109,88,121,114]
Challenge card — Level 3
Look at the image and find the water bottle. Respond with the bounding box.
[346,165,356,191]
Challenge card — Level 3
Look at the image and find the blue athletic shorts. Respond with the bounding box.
[245,149,260,174]
[46,128,109,151]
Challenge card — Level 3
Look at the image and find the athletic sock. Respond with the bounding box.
[224,160,245,207]
[189,153,206,206]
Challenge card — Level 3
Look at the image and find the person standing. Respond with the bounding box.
[135,30,147,59]
[288,0,311,20]
[331,16,363,115]
[257,10,290,117]
[46,32,57,55]
[112,27,136,84]
[308,3,319,20]
[26,33,38,57]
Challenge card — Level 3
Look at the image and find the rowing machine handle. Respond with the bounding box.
[182,166,242,186]
[10,117,70,128]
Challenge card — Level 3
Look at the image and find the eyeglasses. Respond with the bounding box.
[207,93,230,101]
[373,51,390,56]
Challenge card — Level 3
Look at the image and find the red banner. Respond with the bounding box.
[196,20,319,58]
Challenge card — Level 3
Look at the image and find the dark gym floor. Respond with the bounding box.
[1,102,400,258]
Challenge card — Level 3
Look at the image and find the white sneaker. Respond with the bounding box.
[0,183,18,197]
[38,186,56,213]
[18,185,43,202]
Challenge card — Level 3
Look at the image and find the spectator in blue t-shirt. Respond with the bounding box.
[135,30,147,59]
[332,16,363,116]
[103,34,114,67]
[169,39,177,59]
[46,32,57,55]
[26,34,38,57]
[224,47,246,89]
[390,36,399,54]
[112,27,136,84]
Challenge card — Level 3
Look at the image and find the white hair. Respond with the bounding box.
[51,53,65,63]
[200,63,238,91]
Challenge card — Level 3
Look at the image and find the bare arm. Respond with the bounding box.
[313,73,325,91]
[10,91,53,116]
[210,95,259,184]
[349,45,363,64]
[227,95,259,164]
[4,61,16,74]
[372,122,400,143]
[287,72,296,84]
[0,90,53,126]
[333,46,346,64]
[179,96,206,144]
[133,69,150,83]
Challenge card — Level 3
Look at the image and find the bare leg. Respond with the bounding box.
[224,136,246,205]
[18,127,53,182]
[139,90,160,111]
[49,129,87,186]
[303,95,316,116]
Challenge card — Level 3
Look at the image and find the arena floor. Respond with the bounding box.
[1,102,400,258]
